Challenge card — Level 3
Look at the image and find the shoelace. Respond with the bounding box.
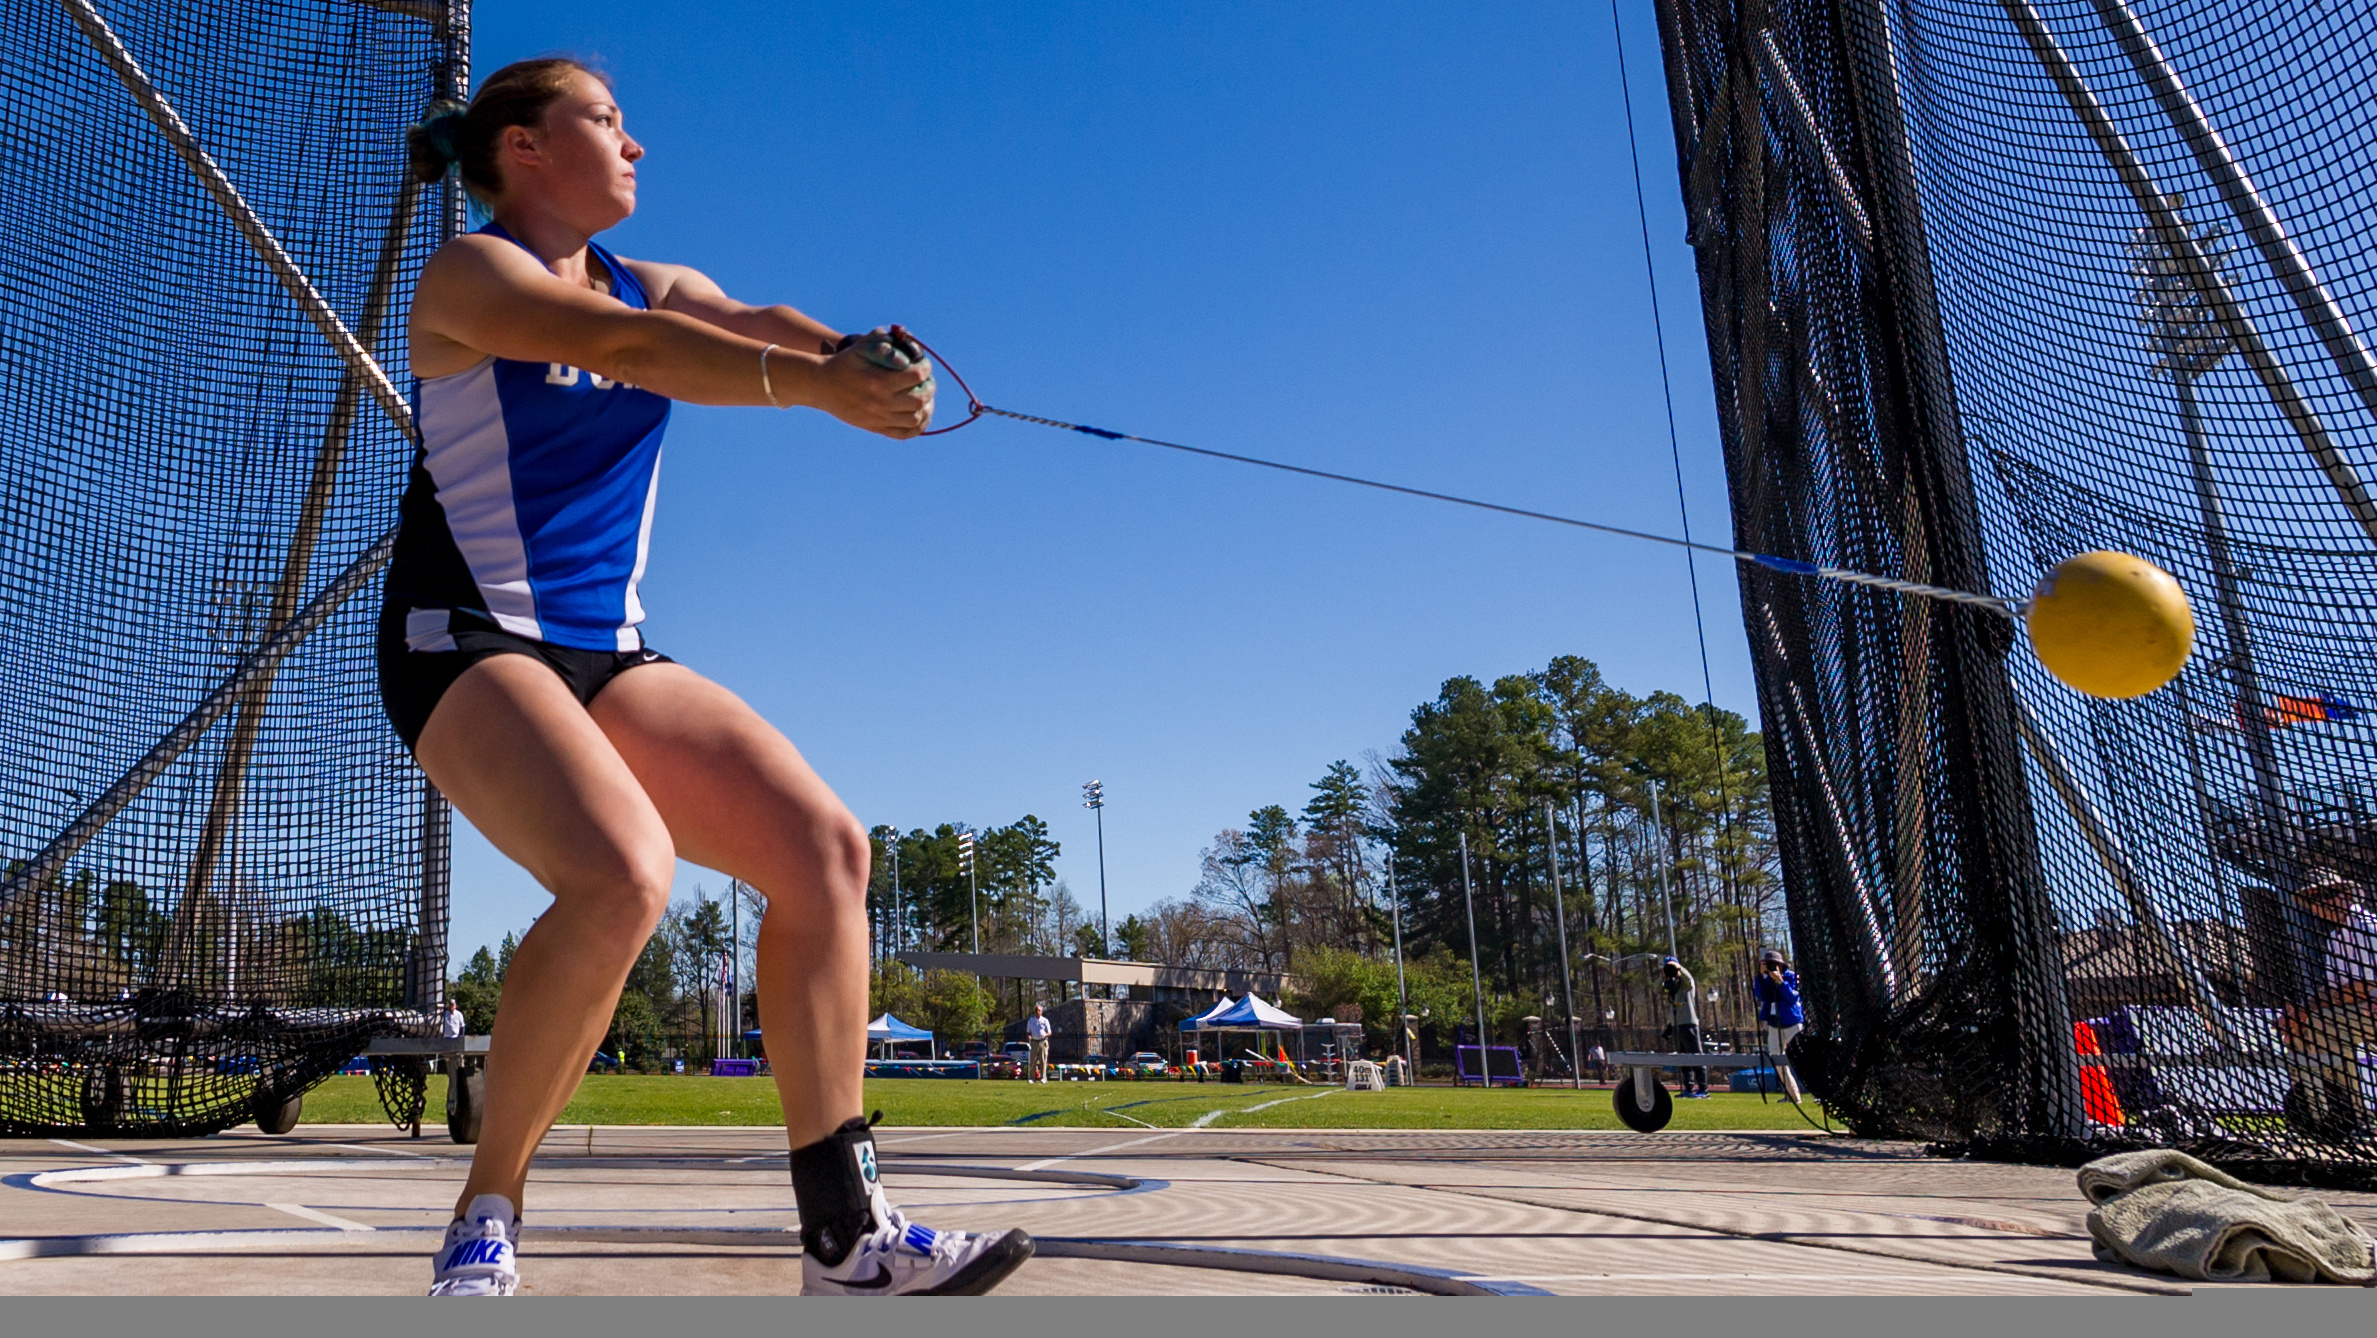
[866,1209,963,1266]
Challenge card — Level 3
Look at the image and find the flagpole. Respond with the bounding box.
[730,878,742,1060]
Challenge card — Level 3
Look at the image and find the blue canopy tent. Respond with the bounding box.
[1189,993,1302,1031]
[868,1013,935,1059]
[1179,993,1303,1072]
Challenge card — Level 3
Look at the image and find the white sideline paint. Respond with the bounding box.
[874,1130,976,1148]
[1481,1273,2032,1283]
[1015,1131,1181,1171]
[264,1203,375,1232]
[49,1139,146,1165]
[1193,1089,1341,1126]
[30,1159,454,1188]
[1239,1090,1340,1115]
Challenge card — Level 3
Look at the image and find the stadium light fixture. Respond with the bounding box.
[958,827,979,956]
[1082,780,1109,956]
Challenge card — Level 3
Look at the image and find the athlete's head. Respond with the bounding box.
[409,58,642,230]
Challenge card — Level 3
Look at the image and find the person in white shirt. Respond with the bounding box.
[443,1000,468,1040]
[1023,1003,1053,1083]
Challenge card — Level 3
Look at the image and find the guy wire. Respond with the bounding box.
[1609,0,1755,1040]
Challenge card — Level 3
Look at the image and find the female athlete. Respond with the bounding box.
[394,57,1030,1296]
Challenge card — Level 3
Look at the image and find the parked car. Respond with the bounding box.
[977,1054,1019,1080]
[1082,1053,1115,1078]
[1122,1052,1169,1078]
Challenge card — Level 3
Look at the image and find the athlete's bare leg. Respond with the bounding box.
[413,654,679,1217]
[589,662,870,1148]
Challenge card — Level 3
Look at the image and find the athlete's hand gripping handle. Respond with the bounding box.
[818,326,936,439]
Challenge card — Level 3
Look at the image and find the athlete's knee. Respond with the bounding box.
[808,810,872,910]
[754,808,870,916]
[544,832,676,940]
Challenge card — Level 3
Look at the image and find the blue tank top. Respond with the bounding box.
[385,223,672,652]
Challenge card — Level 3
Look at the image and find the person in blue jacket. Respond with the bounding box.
[1752,949,1805,1103]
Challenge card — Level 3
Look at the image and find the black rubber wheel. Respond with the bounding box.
[447,1065,485,1144]
[2284,1076,2367,1143]
[1613,1072,1673,1133]
[253,1088,303,1135]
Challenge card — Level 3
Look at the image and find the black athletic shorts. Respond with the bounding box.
[376,601,672,752]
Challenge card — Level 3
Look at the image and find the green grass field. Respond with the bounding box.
[299,1075,1827,1132]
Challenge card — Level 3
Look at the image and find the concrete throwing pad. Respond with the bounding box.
[2,1125,2372,1295]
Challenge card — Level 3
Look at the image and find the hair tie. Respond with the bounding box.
[420,99,469,169]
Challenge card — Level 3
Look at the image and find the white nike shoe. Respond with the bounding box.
[801,1205,1033,1295]
[428,1194,520,1296]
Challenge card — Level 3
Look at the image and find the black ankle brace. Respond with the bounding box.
[789,1114,881,1265]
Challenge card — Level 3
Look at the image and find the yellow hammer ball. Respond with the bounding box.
[2024,550,2194,699]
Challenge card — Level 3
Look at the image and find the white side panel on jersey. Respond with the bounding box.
[418,362,543,640]
[617,446,663,652]
[403,607,458,653]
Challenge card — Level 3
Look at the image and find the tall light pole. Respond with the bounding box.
[2131,205,2303,986]
[958,827,979,957]
[1545,801,1580,1089]
[1459,830,1491,1085]
[1082,780,1109,953]
[888,832,902,956]
[1388,860,1411,1073]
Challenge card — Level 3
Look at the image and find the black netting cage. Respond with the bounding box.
[0,0,465,1134]
[1654,0,2377,1185]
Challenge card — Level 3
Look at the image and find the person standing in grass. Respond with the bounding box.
[1752,949,1804,1103]
[1024,1002,1053,1084]
[1659,957,1708,1098]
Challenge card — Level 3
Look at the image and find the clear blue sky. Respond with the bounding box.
[446,0,1756,960]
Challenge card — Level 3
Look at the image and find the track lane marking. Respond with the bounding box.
[264,1202,375,1231]
[1193,1089,1341,1126]
[49,1140,146,1164]
[1017,1131,1182,1171]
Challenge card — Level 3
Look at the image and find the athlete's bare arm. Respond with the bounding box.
[409,233,931,438]
[621,258,845,356]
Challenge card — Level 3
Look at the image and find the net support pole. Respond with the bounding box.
[413,1,470,1020]
[2086,0,2377,432]
[1836,0,2063,1044]
[414,778,450,1018]
[56,0,415,440]
[1754,29,1874,256]
[1459,831,1490,1083]
[1759,607,1901,1006]
[1544,802,1582,1088]
[2001,0,2377,545]
[2012,698,2239,1052]
[1783,668,1902,1003]
[180,181,423,930]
